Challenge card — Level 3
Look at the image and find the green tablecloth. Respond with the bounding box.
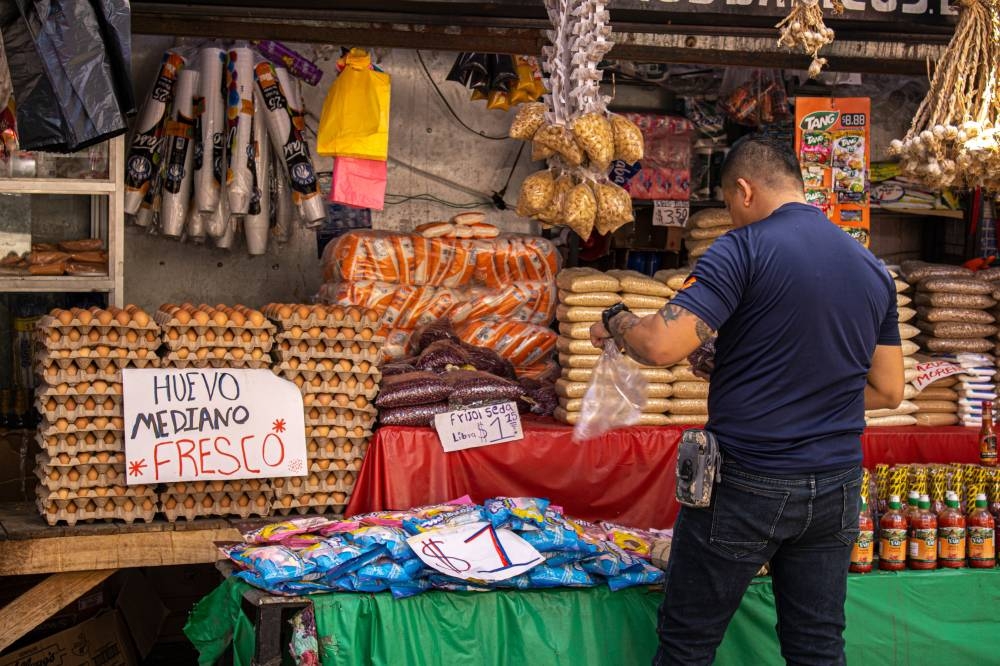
[186,568,1000,666]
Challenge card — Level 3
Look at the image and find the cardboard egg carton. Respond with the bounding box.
[274,348,380,364]
[159,479,273,495]
[161,346,272,363]
[274,365,379,385]
[159,491,272,521]
[309,456,365,473]
[37,494,158,526]
[36,327,161,352]
[38,416,124,438]
[36,381,122,399]
[306,437,371,461]
[304,409,378,429]
[263,303,381,330]
[284,373,380,396]
[276,335,381,353]
[36,363,125,386]
[302,392,375,410]
[39,450,125,468]
[305,424,373,440]
[38,483,155,501]
[37,309,160,336]
[160,355,271,370]
[35,394,121,421]
[35,460,126,491]
[161,330,274,353]
[271,469,357,496]
[37,430,123,456]
[154,307,276,335]
[271,491,348,516]
[274,328,384,345]
[35,351,159,371]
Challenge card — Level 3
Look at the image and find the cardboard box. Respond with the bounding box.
[0,610,135,666]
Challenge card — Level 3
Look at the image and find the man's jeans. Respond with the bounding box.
[653,460,863,666]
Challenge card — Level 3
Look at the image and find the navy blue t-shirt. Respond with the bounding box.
[671,203,899,473]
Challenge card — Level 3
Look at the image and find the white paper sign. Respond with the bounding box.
[123,368,306,484]
[407,521,544,582]
[652,199,690,228]
[434,402,524,452]
[911,361,964,392]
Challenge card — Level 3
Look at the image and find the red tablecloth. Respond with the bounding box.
[345,421,979,529]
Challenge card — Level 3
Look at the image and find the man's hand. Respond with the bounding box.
[590,305,716,368]
[590,321,611,349]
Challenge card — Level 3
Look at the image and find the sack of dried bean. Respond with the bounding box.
[375,371,453,408]
[445,370,525,405]
[900,260,973,283]
[915,336,994,353]
[917,277,994,295]
[916,321,998,339]
[915,307,995,324]
[915,292,997,309]
[380,402,450,426]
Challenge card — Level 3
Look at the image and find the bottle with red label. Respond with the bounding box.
[908,494,938,570]
[938,492,967,568]
[850,498,874,574]
[968,493,996,568]
[879,495,908,571]
[980,402,997,467]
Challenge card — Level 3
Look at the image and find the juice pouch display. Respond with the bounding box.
[800,131,831,165]
[832,130,865,170]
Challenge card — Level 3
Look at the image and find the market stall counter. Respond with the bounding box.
[346,421,980,528]
[188,567,1000,666]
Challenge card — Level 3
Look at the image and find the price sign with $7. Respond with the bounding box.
[407,521,544,582]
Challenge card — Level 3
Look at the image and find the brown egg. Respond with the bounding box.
[339,328,356,340]
[164,497,177,510]
[241,331,253,343]
[77,452,92,464]
[102,398,115,411]
[91,416,108,429]
[85,467,99,481]
[175,310,192,325]
[68,469,81,482]
[223,330,235,342]
[115,311,130,326]
[142,499,155,511]
[68,328,82,342]
[201,495,214,509]
[126,330,138,344]
[330,306,345,320]
[212,348,227,360]
[237,494,250,507]
[96,452,110,463]
[292,376,305,388]
[183,496,196,509]
[193,311,210,326]
[57,310,74,325]
[185,329,198,342]
[106,468,118,480]
[106,329,120,343]
[134,311,150,327]
[251,349,264,360]
[167,329,180,341]
[360,329,374,341]
[83,397,97,411]
[204,330,217,343]
[62,397,76,412]
[66,503,78,514]
[249,311,265,326]
[77,310,93,325]
[230,348,246,360]
[195,348,209,360]
[230,311,247,327]
[213,311,228,327]
[111,417,124,429]
[278,305,293,320]
[290,325,303,338]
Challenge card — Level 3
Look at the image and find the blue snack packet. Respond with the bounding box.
[300,538,388,580]
[223,544,316,587]
[528,563,594,588]
[607,561,665,591]
[402,504,486,535]
[347,526,416,561]
[482,497,550,531]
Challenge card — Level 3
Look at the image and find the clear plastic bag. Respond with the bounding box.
[573,341,648,442]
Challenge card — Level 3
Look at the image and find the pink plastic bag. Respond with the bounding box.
[329,157,387,210]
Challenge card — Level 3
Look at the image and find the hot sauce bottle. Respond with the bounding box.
[879,495,908,571]
[938,492,966,569]
[908,495,937,570]
[980,402,997,467]
[904,490,920,527]
[989,481,1000,560]
[850,498,875,574]
[968,493,996,569]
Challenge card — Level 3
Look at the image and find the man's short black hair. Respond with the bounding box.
[720,136,803,190]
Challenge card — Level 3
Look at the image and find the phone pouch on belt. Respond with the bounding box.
[676,429,722,508]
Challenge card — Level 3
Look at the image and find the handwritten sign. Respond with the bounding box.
[407,521,543,582]
[912,360,963,392]
[652,199,690,228]
[123,368,306,484]
[434,402,523,452]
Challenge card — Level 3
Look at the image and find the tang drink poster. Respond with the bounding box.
[795,97,871,247]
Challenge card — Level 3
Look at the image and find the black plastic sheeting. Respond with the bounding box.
[1,0,134,153]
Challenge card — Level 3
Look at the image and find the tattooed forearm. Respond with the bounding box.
[608,312,640,350]
[658,304,685,325]
[608,312,659,366]
[695,318,716,344]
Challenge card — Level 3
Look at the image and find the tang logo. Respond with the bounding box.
[799,110,840,132]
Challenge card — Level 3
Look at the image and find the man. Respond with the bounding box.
[590,137,903,665]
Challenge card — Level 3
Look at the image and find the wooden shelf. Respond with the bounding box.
[0,178,115,196]
[0,275,114,293]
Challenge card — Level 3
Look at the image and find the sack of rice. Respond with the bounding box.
[557,268,620,293]
[606,270,673,298]
[689,208,732,229]
[558,290,621,307]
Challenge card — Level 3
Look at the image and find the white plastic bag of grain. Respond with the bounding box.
[622,293,669,310]
[559,321,595,340]
[558,290,621,307]
[865,415,917,426]
[864,400,918,418]
[556,305,605,323]
[573,341,648,441]
[557,337,602,355]
[667,414,710,426]
[559,353,599,369]
[672,381,709,399]
[606,270,673,298]
[557,268,620,293]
